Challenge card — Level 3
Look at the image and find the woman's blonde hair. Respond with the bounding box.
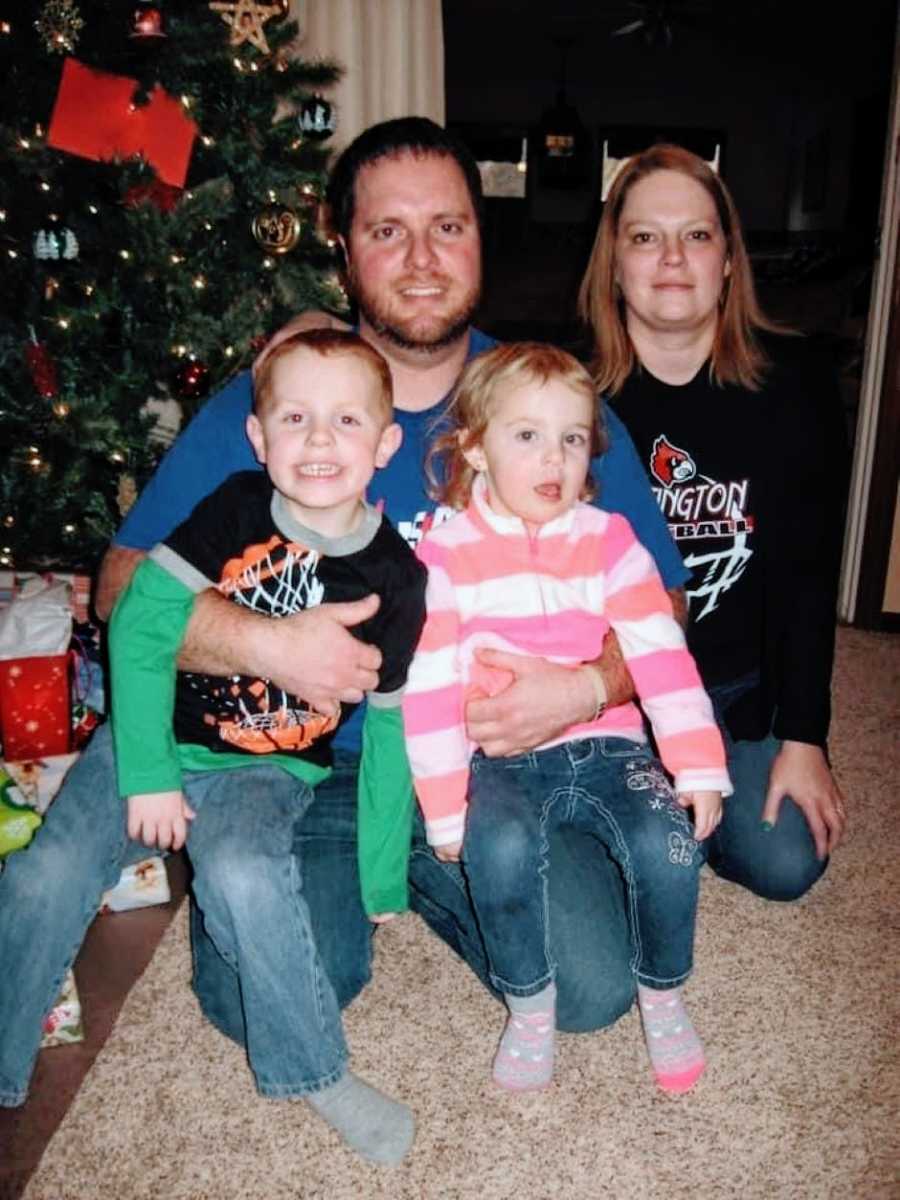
[577,143,786,394]
[428,341,607,510]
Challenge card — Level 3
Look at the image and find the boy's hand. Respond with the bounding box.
[679,790,722,841]
[369,912,399,925]
[433,840,463,863]
[127,790,196,852]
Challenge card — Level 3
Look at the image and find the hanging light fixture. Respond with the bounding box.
[538,37,589,190]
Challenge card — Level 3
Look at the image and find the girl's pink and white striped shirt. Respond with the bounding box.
[403,479,732,848]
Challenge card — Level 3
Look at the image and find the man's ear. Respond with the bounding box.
[459,432,487,473]
[374,421,403,469]
[246,413,267,465]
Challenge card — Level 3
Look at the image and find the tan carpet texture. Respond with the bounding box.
[24,628,900,1200]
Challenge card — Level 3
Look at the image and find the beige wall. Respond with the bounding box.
[287,0,444,152]
[883,483,900,612]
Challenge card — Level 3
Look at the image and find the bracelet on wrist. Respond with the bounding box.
[582,664,608,722]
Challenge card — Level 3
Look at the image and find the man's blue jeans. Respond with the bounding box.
[705,676,827,901]
[0,723,347,1106]
[462,739,702,997]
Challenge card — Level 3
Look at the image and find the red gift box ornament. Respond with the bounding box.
[47,58,197,189]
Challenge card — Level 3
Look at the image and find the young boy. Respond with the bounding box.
[17,331,425,1165]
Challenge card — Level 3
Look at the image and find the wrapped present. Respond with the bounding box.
[0,767,42,858]
[47,57,197,188]
[2,752,79,815]
[40,969,84,1048]
[100,856,170,913]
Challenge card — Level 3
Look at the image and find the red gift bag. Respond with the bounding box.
[0,654,72,760]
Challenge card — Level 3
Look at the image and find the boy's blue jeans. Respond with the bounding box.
[462,738,702,996]
[0,723,347,1106]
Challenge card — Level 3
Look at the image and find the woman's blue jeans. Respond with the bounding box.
[705,675,827,901]
[462,738,702,996]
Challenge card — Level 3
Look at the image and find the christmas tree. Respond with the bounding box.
[0,0,345,573]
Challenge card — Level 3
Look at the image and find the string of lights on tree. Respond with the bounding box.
[0,0,345,571]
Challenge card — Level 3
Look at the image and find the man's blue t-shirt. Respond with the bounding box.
[116,328,688,750]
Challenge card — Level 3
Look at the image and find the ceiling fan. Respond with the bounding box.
[611,1,704,48]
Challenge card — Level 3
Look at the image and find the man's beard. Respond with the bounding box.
[349,266,480,354]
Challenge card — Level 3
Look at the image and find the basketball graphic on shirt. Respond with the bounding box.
[187,536,337,753]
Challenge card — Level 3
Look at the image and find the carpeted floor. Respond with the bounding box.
[22,628,900,1200]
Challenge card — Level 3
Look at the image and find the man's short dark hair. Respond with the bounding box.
[325,117,484,245]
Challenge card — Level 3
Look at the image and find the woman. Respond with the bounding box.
[577,144,848,900]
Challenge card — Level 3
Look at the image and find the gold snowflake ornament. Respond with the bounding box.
[34,0,84,54]
[208,0,285,53]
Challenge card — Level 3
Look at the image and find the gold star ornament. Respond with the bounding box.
[208,0,285,53]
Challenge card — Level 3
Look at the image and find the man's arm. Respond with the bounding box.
[95,542,382,714]
[594,584,687,705]
[465,584,686,758]
[95,545,147,622]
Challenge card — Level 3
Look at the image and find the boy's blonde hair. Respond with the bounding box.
[253,328,393,420]
[429,341,607,511]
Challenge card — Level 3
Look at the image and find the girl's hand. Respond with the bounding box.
[369,912,399,925]
[433,840,463,863]
[127,790,195,851]
[762,740,846,859]
[678,790,722,840]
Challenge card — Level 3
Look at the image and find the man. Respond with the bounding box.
[99,118,689,1039]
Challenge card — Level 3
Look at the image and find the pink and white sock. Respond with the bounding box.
[637,983,705,1094]
[493,983,556,1091]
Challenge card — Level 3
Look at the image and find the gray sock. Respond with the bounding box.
[306,1071,415,1166]
[507,982,557,1016]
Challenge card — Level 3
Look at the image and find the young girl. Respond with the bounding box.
[402,342,731,1095]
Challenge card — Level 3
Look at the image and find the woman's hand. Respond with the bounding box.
[762,740,846,859]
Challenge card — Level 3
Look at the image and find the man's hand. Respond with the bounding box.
[762,740,846,860]
[127,790,196,852]
[244,595,382,715]
[465,650,599,758]
[433,840,463,863]
[678,790,723,840]
[179,590,383,716]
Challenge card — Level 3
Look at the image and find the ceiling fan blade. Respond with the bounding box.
[612,18,646,36]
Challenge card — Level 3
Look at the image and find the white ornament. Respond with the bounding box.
[34,230,60,260]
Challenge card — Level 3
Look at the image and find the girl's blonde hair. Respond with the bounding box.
[428,341,607,510]
[576,143,787,395]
